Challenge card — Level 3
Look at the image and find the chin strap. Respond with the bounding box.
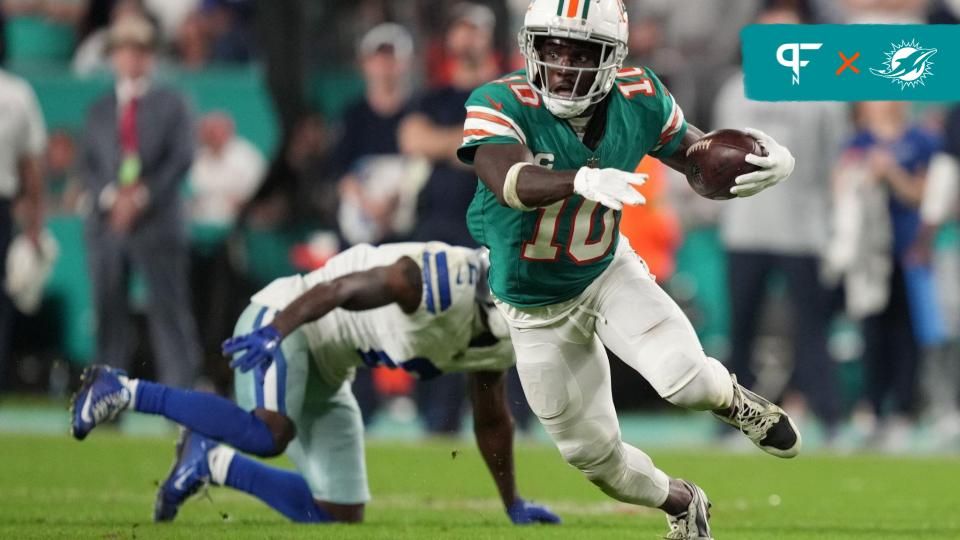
[543,94,592,118]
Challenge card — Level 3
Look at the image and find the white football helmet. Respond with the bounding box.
[519,0,629,118]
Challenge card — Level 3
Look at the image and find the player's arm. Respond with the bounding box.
[473,142,645,211]
[657,124,706,176]
[474,143,571,207]
[223,257,422,371]
[469,369,560,525]
[271,257,422,336]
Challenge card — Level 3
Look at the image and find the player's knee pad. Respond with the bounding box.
[663,356,733,411]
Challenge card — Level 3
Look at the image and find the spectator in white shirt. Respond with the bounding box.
[188,112,264,227]
[187,111,263,376]
[0,68,46,390]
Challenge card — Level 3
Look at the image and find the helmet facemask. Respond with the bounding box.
[519,28,627,118]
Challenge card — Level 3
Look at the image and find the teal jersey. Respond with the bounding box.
[457,68,688,308]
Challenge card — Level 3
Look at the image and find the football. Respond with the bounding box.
[684,129,768,200]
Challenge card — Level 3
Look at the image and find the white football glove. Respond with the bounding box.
[731,127,796,198]
[573,167,647,211]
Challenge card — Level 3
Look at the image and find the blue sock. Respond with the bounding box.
[133,381,277,456]
[224,453,332,523]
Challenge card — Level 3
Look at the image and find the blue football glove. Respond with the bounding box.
[222,325,283,373]
[507,497,561,525]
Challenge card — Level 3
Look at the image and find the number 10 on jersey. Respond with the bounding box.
[521,199,616,264]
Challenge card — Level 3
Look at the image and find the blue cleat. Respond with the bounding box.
[154,429,214,522]
[70,365,132,440]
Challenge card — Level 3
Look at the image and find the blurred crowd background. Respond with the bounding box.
[0,0,958,453]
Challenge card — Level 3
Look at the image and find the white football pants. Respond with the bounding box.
[506,242,733,508]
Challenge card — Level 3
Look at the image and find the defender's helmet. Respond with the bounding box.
[519,0,629,118]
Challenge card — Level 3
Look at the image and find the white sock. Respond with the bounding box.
[207,445,236,486]
[119,376,139,407]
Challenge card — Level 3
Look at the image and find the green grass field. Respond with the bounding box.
[2,433,959,539]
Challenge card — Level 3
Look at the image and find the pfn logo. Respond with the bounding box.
[777,43,823,85]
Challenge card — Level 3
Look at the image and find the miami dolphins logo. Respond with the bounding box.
[870,39,937,89]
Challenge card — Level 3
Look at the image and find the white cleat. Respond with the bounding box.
[713,375,802,458]
[665,480,712,540]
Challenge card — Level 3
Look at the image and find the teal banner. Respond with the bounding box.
[741,24,960,101]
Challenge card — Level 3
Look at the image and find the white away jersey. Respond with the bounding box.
[251,242,515,385]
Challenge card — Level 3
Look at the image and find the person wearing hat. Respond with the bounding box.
[335,23,421,248]
[77,14,202,389]
[332,22,415,187]
[330,22,418,423]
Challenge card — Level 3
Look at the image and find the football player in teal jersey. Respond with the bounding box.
[457,1,800,538]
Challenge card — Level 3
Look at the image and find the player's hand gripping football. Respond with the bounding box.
[573,166,647,210]
[731,127,796,197]
[507,497,561,525]
[222,325,283,372]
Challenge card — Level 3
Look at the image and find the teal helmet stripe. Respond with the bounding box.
[557,0,565,16]
[582,0,590,19]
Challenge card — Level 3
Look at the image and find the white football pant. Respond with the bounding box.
[507,242,733,507]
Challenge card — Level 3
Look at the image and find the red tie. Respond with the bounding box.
[118,97,141,185]
[119,97,139,155]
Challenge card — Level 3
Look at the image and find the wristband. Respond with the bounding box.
[503,162,535,211]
